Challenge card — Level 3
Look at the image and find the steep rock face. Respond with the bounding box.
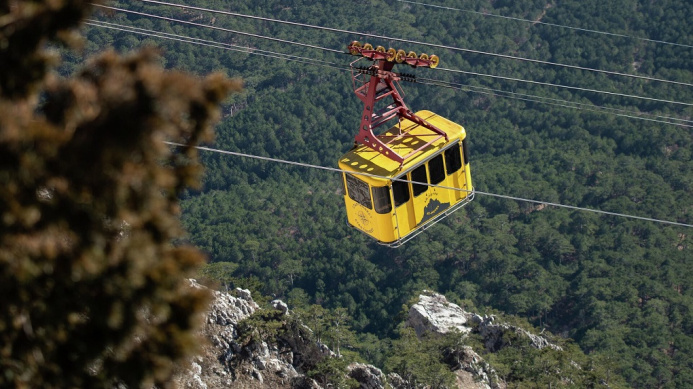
[178,285,563,389]
[175,280,300,389]
[177,280,389,389]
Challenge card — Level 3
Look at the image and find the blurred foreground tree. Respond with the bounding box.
[0,0,241,387]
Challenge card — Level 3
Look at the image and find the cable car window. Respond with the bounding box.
[345,173,372,209]
[392,177,410,207]
[445,144,462,175]
[411,165,428,197]
[372,186,392,214]
[429,154,445,185]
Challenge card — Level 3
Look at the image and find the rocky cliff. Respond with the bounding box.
[408,291,560,352]
[174,280,299,388]
[406,291,565,389]
[176,283,570,389]
[175,280,391,389]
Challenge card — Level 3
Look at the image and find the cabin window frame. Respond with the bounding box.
[344,173,372,209]
[394,138,467,201]
[372,186,392,214]
[444,142,463,175]
[392,176,410,207]
[428,154,446,185]
[411,164,429,197]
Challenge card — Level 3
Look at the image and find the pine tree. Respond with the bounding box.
[0,0,241,387]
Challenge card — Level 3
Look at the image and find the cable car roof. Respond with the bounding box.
[339,110,465,185]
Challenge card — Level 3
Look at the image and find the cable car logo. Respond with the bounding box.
[352,204,374,233]
[420,198,450,224]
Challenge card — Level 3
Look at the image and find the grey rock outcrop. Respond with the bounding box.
[406,291,563,389]
[386,373,411,389]
[407,292,472,337]
[272,299,290,315]
[448,346,498,389]
[408,291,559,352]
[477,315,562,352]
[347,363,386,389]
[179,284,564,389]
[344,364,416,389]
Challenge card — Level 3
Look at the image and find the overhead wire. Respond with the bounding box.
[396,0,693,50]
[85,19,348,71]
[164,141,693,229]
[127,0,693,88]
[435,66,693,107]
[93,4,342,54]
[416,77,693,128]
[92,5,693,113]
[84,19,692,128]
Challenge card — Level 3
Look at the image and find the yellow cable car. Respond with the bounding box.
[339,110,473,247]
[341,43,473,246]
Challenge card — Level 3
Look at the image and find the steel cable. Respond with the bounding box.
[94,4,343,54]
[396,0,693,49]
[125,0,693,87]
[85,20,692,128]
[435,67,693,107]
[92,5,693,109]
[86,20,348,70]
[164,141,693,229]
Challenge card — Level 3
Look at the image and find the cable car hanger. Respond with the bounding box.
[347,41,447,167]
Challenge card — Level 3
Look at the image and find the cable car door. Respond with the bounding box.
[411,156,451,227]
[392,176,415,240]
[409,164,431,226]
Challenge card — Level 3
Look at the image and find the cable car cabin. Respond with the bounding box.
[339,110,473,247]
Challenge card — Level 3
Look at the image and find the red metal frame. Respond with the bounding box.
[348,43,447,165]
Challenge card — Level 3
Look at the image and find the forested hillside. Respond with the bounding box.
[77,0,692,387]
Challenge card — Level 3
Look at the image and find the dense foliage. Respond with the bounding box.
[0,0,240,386]
[80,0,692,387]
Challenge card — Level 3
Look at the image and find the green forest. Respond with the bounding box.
[70,0,692,387]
